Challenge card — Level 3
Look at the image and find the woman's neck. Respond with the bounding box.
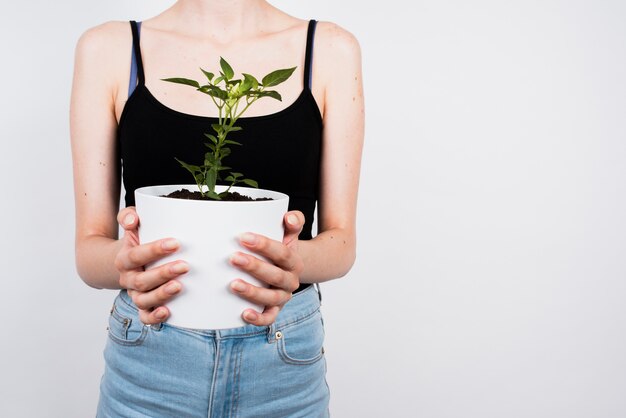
[163,0,277,42]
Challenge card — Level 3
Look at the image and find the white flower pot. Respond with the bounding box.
[135,184,289,329]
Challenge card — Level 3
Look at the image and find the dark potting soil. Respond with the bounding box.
[163,189,273,201]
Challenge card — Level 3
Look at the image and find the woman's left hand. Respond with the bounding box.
[229,210,305,326]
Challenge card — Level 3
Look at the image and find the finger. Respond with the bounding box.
[131,278,184,311]
[117,238,181,271]
[283,211,304,245]
[230,279,292,307]
[124,260,189,293]
[139,305,171,325]
[242,305,281,327]
[230,252,299,291]
[238,234,302,274]
[127,289,172,325]
[117,206,139,231]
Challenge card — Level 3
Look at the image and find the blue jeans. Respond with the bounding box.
[97,285,330,417]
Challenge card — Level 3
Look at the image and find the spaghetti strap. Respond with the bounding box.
[129,21,144,97]
[303,20,318,90]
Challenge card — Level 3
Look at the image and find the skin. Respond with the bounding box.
[70,0,364,327]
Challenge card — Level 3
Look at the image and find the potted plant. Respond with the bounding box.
[135,58,296,329]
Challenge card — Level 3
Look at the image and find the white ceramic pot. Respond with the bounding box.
[135,184,289,329]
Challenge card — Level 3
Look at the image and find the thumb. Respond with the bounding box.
[283,211,304,245]
[117,206,140,246]
[117,206,139,231]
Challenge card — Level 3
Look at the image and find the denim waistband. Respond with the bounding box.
[117,284,322,339]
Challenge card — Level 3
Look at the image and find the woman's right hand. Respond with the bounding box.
[113,207,189,325]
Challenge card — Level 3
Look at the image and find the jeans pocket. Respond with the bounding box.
[276,309,325,365]
[107,294,148,346]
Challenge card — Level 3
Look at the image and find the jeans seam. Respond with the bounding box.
[208,334,221,418]
[229,343,243,418]
[277,339,325,365]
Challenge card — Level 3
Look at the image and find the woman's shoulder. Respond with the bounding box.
[315,21,360,55]
[74,21,131,68]
[314,21,361,68]
[73,21,132,89]
[315,21,360,47]
[76,21,130,50]
[311,21,362,84]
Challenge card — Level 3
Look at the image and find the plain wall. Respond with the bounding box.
[1,1,625,417]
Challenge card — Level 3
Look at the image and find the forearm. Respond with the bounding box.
[75,235,124,290]
[298,227,356,283]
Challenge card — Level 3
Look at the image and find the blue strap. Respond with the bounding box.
[128,21,143,97]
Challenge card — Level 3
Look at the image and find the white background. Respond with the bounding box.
[1,1,625,417]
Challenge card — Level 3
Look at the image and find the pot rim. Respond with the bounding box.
[135,184,289,203]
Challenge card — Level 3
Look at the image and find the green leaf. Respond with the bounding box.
[213,76,225,85]
[211,124,223,134]
[220,57,235,80]
[204,152,216,165]
[242,73,259,90]
[200,68,214,81]
[242,178,258,188]
[205,190,221,200]
[204,133,218,144]
[223,125,242,134]
[206,170,218,191]
[262,90,282,101]
[225,173,242,181]
[206,87,228,100]
[247,90,282,101]
[223,139,242,146]
[162,78,200,88]
[261,67,296,87]
[239,78,251,93]
[175,158,201,173]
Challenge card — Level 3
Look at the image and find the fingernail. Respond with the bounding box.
[155,308,167,320]
[240,233,258,245]
[230,253,248,266]
[165,281,181,295]
[287,214,298,226]
[162,239,180,251]
[230,281,246,292]
[124,214,136,226]
[243,310,258,321]
[171,262,189,274]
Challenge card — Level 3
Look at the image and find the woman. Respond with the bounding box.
[70,0,364,416]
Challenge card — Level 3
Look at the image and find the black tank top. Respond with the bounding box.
[119,21,321,294]
[118,20,321,242]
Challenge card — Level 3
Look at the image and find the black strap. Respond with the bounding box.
[130,21,145,85]
[303,20,317,90]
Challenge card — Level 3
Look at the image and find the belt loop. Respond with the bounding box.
[314,283,322,304]
[266,324,276,343]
